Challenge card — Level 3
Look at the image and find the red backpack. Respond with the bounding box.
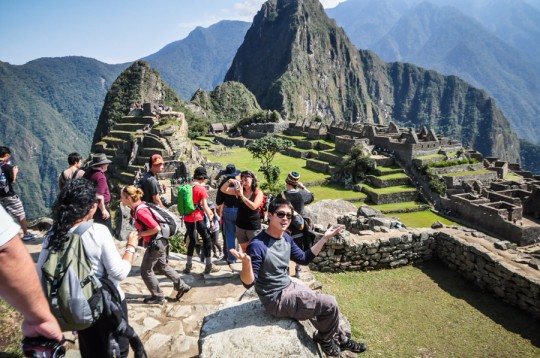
[257,189,267,219]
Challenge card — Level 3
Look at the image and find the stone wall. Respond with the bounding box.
[214,136,247,147]
[310,223,540,318]
[362,188,418,205]
[436,231,540,317]
[443,171,498,189]
[366,175,410,188]
[240,122,290,136]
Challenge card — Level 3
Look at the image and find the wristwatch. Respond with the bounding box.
[126,246,136,254]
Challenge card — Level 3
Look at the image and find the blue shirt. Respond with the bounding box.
[246,230,316,305]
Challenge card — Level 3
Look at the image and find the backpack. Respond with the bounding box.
[177,183,196,216]
[134,202,180,239]
[40,222,104,332]
[257,189,268,219]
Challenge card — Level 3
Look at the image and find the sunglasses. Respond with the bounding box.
[275,211,292,220]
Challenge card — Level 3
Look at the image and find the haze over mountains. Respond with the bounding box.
[1,0,539,219]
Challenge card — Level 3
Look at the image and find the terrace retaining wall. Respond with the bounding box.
[312,225,540,318]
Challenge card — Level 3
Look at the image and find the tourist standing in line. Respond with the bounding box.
[121,185,190,305]
[0,146,36,240]
[0,205,63,343]
[141,154,165,207]
[183,167,220,274]
[230,197,367,357]
[58,152,84,190]
[37,179,139,358]
[215,164,241,263]
[281,171,314,277]
[83,153,113,234]
[220,170,263,253]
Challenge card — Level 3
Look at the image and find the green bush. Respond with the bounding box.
[169,232,187,254]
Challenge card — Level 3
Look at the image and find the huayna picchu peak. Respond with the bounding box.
[225,0,519,163]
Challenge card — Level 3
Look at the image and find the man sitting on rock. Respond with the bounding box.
[230,197,368,356]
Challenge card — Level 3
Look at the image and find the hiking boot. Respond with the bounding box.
[183,263,192,274]
[175,285,191,301]
[313,333,341,357]
[204,264,220,274]
[22,233,37,241]
[340,338,368,353]
[143,296,164,305]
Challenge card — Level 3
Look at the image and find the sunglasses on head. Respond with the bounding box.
[275,211,292,219]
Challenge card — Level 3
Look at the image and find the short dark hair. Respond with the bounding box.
[68,152,82,166]
[0,146,11,158]
[268,197,293,214]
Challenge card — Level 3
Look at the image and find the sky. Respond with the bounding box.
[0,0,345,66]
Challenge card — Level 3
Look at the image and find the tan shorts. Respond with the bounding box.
[235,227,261,244]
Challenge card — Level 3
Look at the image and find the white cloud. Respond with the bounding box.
[232,0,266,21]
[320,0,347,8]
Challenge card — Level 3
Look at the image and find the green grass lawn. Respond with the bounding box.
[314,261,540,357]
[374,173,410,180]
[391,210,457,227]
[374,165,402,173]
[369,201,427,213]
[309,183,367,202]
[444,169,491,177]
[362,184,417,194]
[203,147,329,184]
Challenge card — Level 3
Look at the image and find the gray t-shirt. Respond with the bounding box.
[141,172,160,203]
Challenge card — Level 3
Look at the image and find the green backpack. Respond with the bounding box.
[177,183,196,216]
[40,222,104,331]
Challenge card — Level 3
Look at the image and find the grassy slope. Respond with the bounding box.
[314,261,540,357]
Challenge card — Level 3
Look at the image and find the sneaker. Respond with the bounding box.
[183,263,192,274]
[204,264,220,274]
[340,338,368,353]
[22,233,37,241]
[143,296,164,305]
[313,332,341,357]
[175,285,191,301]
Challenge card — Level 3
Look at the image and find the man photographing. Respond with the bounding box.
[230,197,368,356]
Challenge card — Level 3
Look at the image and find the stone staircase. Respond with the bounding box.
[93,113,180,186]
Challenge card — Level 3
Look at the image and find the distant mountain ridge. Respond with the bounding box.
[327,0,540,146]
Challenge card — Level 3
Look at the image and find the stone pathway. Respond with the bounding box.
[25,233,249,358]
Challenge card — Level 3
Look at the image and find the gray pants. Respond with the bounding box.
[264,281,349,343]
[141,237,186,298]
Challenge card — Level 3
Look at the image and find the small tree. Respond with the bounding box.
[332,145,376,187]
[247,136,293,192]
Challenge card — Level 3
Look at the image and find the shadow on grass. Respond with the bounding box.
[415,260,540,347]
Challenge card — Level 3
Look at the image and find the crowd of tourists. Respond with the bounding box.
[0,146,367,357]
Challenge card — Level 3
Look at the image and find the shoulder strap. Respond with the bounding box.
[73,221,93,236]
[71,168,82,179]
[281,191,287,200]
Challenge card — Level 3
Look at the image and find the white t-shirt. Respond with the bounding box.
[0,205,20,246]
[37,222,131,300]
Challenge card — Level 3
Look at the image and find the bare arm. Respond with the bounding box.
[310,225,344,256]
[220,180,237,196]
[12,165,19,183]
[152,193,164,208]
[229,249,255,286]
[238,189,264,211]
[0,234,62,340]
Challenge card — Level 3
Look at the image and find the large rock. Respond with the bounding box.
[304,200,357,228]
[357,205,384,218]
[199,299,320,357]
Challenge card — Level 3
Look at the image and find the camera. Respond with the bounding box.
[22,336,66,358]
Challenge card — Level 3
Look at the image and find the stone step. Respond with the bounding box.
[113,122,148,132]
[109,130,134,141]
[117,115,155,126]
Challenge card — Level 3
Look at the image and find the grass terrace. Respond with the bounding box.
[369,201,428,213]
[362,184,417,194]
[309,183,367,203]
[444,169,492,177]
[375,172,409,181]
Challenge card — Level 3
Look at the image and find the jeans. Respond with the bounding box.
[185,220,212,258]
[223,206,238,263]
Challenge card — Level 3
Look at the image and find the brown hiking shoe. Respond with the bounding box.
[183,263,192,274]
[204,264,220,274]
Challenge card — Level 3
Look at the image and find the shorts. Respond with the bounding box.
[236,227,261,244]
[0,195,25,219]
